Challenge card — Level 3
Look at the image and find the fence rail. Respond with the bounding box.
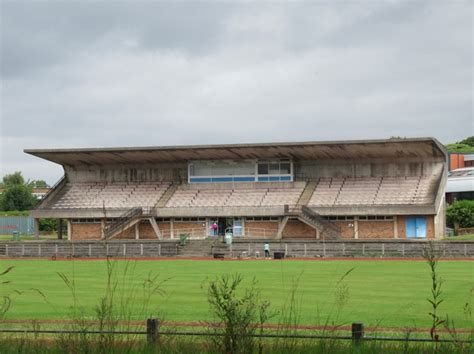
[0,240,472,258]
[0,320,471,345]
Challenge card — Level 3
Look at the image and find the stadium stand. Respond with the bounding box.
[26,138,447,241]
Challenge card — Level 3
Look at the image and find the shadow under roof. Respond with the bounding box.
[24,137,446,167]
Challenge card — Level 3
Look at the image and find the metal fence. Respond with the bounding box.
[0,320,472,345]
[0,239,472,258]
[0,216,35,235]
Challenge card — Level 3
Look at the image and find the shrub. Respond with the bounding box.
[446,200,474,229]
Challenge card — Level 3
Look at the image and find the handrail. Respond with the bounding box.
[301,205,340,235]
[104,207,143,238]
[35,175,67,208]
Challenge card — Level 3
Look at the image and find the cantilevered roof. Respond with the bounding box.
[25,137,446,167]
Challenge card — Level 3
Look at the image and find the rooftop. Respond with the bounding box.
[25,137,446,167]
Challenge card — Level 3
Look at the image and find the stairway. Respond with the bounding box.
[104,207,143,239]
[285,205,340,239]
[297,180,317,206]
[176,238,229,257]
[154,183,177,209]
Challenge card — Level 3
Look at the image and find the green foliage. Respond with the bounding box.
[0,210,30,216]
[445,143,474,154]
[28,180,49,188]
[457,136,474,147]
[0,184,37,211]
[206,273,270,353]
[446,200,474,228]
[39,218,58,232]
[1,172,25,187]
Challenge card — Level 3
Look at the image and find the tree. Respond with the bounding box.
[0,184,36,211]
[446,200,474,229]
[458,136,474,147]
[2,172,25,187]
[28,180,49,188]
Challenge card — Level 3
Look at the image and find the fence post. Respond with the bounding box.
[147,318,160,345]
[352,322,364,345]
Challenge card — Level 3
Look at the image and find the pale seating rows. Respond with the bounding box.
[309,176,438,206]
[53,182,171,209]
[166,185,305,208]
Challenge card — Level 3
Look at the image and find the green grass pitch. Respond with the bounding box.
[0,259,472,329]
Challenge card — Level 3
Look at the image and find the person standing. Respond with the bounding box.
[211,221,218,236]
[264,242,270,259]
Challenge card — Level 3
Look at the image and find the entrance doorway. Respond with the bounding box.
[208,218,243,236]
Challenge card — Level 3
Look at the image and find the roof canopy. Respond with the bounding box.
[25,138,446,167]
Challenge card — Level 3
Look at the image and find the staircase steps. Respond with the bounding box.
[297,180,317,206]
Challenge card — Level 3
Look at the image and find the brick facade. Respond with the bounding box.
[245,221,278,238]
[282,219,316,239]
[70,223,101,240]
[358,221,394,239]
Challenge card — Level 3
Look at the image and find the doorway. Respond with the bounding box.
[405,217,427,238]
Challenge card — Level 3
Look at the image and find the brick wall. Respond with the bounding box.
[173,221,206,238]
[71,223,101,240]
[158,222,171,239]
[245,221,278,238]
[334,221,355,239]
[282,220,316,239]
[358,221,394,239]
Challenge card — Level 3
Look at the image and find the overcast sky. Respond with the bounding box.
[1,0,472,184]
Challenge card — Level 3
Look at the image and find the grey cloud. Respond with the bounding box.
[0,1,472,184]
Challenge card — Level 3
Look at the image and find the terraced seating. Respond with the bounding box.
[309,176,438,206]
[52,181,171,209]
[165,183,306,208]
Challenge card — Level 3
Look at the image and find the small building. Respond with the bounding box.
[26,137,447,240]
[446,167,474,204]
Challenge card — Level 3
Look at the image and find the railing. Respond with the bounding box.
[0,319,471,346]
[161,227,207,239]
[104,207,143,239]
[244,227,278,238]
[301,205,340,236]
[35,175,66,208]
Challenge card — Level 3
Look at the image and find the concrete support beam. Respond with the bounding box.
[276,216,289,239]
[58,219,63,240]
[354,219,359,239]
[316,228,320,240]
[170,219,174,239]
[393,216,398,239]
[149,218,162,240]
[34,218,40,240]
[101,219,106,239]
[135,223,140,240]
[67,219,72,241]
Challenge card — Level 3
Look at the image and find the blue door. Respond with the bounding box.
[406,217,427,238]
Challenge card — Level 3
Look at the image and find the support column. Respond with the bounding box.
[67,219,72,241]
[34,218,40,240]
[354,218,359,239]
[276,216,289,239]
[316,229,320,240]
[135,223,140,240]
[101,219,106,239]
[393,216,398,239]
[58,219,63,240]
[170,218,174,239]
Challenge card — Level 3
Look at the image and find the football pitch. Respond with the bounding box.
[0,259,472,329]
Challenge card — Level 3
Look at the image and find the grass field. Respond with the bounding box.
[0,259,472,329]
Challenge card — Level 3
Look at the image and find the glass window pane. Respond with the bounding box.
[280,163,291,174]
[258,163,268,175]
[269,163,280,175]
[233,163,255,175]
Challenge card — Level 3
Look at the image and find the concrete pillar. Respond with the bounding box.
[135,223,140,240]
[354,218,359,239]
[316,229,320,240]
[34,218,40,240]
[393,216,398,239]
[58,219,63,240]
[170,218,174,239]
[101,219,106,239]
[67,219,72,241]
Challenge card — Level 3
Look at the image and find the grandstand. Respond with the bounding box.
[26,138,447,240]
